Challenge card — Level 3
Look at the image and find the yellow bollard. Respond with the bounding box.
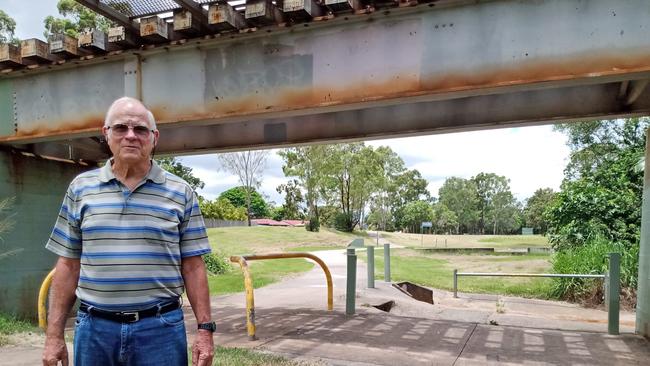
[229,252,334,340]
[38,268,56,330]
[229,256,257,340]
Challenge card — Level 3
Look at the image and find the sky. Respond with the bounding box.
[1,1,572,205]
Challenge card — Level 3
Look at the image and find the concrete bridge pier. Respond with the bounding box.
[0,149,91,319]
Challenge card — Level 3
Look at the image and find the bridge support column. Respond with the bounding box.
[0,149,91,319]
[638,130,650,338]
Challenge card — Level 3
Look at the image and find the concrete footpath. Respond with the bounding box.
[3,249,649,365]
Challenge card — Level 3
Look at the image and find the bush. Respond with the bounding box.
[334,212,353,232]
[550,237,638,303]
[305,216,320,232]
[203,253,231,275]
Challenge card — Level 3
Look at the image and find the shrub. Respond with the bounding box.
[305,216,320,232]
[550,237,638,303]
[203,253,231,275]
[334,212,353,232]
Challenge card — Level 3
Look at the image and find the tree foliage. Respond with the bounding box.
[218,150,269,226]
[275,179,305,220]
[279,146,328,231]
[523,188,555,235]
[0,10,19,46]
[156,157,205,192]
[400,200,434,233]
[43,0,113,38]
[546,118,647,251]
[438,177,479,234]
[199,197,247,221]
[218,186,269,219]
[432,203,458,234]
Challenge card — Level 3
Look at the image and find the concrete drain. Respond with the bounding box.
[373,300,395,312]
[392,281,434,304]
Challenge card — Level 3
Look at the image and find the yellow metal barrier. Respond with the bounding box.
[230,252,334,340]
[38,268,56,330]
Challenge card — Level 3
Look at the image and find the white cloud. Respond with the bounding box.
[183,125,570,206]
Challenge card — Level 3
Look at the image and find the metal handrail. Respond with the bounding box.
[452,252,621,336]
[38,268,56,330]
[230,252,333,341]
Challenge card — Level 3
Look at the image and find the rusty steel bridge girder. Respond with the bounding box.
[1,0,650,162]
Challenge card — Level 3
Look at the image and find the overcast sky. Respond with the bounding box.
[1,1,572,205]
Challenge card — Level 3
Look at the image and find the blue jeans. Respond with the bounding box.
[73,307,188,366]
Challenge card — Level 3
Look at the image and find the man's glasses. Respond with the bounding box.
[107,123,154,138]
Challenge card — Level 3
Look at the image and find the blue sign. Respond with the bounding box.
[421,221,433,228]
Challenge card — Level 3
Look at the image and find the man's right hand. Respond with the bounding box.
[42,335,68,366]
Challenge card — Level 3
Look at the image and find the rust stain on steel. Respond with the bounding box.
[4,49,650,142]
[2,114,104,142]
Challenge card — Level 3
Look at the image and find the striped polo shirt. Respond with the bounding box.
[45,160,211,311]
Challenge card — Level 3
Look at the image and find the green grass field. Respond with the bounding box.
[207,226,359,255]
[381,232,549,249]
[207,259,314,295]
[206,227,555,299]
[359,248,553,298]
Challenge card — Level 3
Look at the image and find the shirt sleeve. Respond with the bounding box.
[179,189,211,258]
[45,186,82,258]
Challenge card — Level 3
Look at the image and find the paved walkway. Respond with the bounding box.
[3,249,648,365]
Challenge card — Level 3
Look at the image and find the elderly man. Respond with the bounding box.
[42,97,215,366]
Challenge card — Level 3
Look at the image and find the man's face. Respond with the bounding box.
[102,102,159,164]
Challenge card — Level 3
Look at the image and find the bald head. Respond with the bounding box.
[104,97,157,130]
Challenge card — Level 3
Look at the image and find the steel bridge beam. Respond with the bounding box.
[2,0,650,161]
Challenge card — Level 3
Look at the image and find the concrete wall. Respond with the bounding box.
[0,149,92,320]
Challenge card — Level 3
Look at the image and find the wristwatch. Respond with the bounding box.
[197,321,216,332]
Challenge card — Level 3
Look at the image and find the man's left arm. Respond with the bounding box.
[182,255,214,366]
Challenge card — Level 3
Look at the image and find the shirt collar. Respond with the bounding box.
[98,159,166,185]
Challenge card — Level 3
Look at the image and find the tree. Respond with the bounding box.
[279,146,328,231]
[219,186,269,219]
[319,143,383,232]
[218,150,269,226]
[432,203,458,234]
[275,179,305,220]
[199,197,247,221]
[472,173,510,234]
[400,200,434,233]
[43,0,113,38]
[156,157,205,192]
[0,10,19,46]
[438,177,479,234]
[523,188,555,235]
[547,118,648,250]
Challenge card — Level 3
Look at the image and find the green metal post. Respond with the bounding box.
[637,128,650,338]
[346,248,357,315]
[383,243,391,283]
[367,246,375,288]
[608,252,620,335]
[453,269,458,298]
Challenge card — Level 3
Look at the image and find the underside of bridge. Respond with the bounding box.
[0,0,648,337]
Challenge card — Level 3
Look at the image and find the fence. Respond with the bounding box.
[452,252,621,335]
[203,219,249,228]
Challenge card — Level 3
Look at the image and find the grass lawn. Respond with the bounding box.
[208,258,314,295]
[381,232,549,249]
[207,226,363,255]
[0,313,39,346]
[359,248,553,298]
[205,226,364,295]
[189,346,324,365]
